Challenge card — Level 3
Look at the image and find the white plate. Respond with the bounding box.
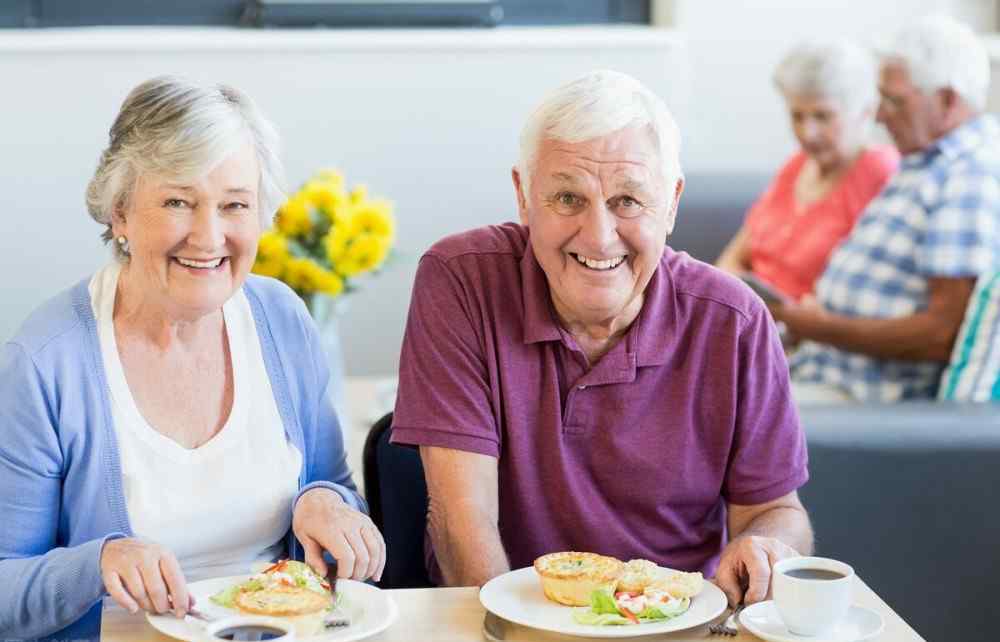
[739,601,885,642]
[147,575,398,642]
[479,566,728,638]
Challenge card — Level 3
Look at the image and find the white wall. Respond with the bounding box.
[0,26,687,376]
[4,4,998,376]
[662,0,997,175]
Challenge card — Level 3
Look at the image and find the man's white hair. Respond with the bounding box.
[773,39,878,119]
[880,14,989,111]
[86,76,287,260]
[518,69,682,195]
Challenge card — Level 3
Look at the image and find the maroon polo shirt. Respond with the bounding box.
[391,222,807,579]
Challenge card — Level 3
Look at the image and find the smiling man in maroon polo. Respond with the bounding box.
[391,70,813,607]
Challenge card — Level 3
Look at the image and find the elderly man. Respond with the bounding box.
[391,70,812,607]
[776,15,1000,403]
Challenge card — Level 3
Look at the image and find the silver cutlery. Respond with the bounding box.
[708,603,745,636]
[324,566,351,628]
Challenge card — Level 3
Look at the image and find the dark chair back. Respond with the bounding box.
[362,412,433,588]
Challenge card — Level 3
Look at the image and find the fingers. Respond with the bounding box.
[312,528,356,580]
[103,571,139,614]
[361,525,386,582]
[139,559,171,614]
[300,536,329,579]
[159,555,190,618]
[715,558,744,608]
[120,566,153,613]
[743,546,774,604]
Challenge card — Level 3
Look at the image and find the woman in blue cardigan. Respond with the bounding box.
[0,76,384,641]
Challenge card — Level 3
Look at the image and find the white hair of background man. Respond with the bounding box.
[86,76,287,261]
[517,69,682,197]
[773,39,879,120]
[879,14,990,112]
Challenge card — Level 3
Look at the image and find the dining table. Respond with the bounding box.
[101,574,926,641]
[101,376,927,641]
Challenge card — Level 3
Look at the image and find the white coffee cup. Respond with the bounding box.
[772,556,853,636]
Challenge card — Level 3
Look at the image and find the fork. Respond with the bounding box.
[324,566,351,628]
[708,603,745,636]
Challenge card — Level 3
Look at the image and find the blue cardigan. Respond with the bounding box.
[0,275,366,641]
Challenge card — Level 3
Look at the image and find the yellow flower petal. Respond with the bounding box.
[343,234,391,275]
[252,231,290,278]
[275,196,312,236]
[349,199,396,242]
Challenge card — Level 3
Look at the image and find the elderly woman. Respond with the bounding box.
[0,77,384,641]
[716,40,899,300]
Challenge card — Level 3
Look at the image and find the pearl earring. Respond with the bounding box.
[116,235,130,255]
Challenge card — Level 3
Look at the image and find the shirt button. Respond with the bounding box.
[578,385,587,390]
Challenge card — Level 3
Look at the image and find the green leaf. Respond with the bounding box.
[589,589,621,615]
[573,610,631,626]
[639,597,690,620]
[208,585,240,609]
[637,605,668,620]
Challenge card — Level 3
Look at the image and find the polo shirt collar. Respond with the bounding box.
[631,248,678,367]
[520,241,562,344]
[520,240,679,369]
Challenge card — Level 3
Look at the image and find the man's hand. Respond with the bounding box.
[293,488,386,582]
[715,535,800,607]
[769,295,824,333]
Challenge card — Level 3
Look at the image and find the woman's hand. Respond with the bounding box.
[293,488,386,582]
[100,538,191,617]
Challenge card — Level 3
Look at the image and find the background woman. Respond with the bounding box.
[716,40,899,300]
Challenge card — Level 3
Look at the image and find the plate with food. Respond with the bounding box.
[479,552,728,638]
[147,560,398,642]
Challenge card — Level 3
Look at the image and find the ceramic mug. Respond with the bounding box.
[772,556,853,636]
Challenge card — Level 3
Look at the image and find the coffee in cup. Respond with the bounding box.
[772,556,853,636]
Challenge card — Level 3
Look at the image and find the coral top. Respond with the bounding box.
[745,145,899,300]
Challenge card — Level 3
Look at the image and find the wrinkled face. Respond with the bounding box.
[876,62,945,154]
[113,142,262,319]
[514,125,682,327]
[786,94,854,172]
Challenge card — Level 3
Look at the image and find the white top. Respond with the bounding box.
[90,263,302,581]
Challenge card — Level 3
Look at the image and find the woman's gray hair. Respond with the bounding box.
[879,14,989,112]
[518,69,682,196]
[86,76,286,260]
[773,39,878,119]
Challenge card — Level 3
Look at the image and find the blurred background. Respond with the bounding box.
[4,0,1000,376]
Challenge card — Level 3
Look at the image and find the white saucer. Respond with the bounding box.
[739,600,884,642]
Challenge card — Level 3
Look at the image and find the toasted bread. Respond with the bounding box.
[648,569,704,599]
[533,552,624,606]
[616,559,664,593]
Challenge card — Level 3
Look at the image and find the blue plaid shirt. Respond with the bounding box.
[790,115,1000,401]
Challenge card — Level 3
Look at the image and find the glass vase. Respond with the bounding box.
[308,294,349,434]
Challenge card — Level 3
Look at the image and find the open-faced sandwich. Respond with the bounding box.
[210,560,342,635]
[534,552,704,626]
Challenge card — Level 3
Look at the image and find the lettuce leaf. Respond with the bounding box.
[589,589,621,615]
[209,585,240,609]
[573,610,631,626]
[209,578,264,609]
[638,597,690,620]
